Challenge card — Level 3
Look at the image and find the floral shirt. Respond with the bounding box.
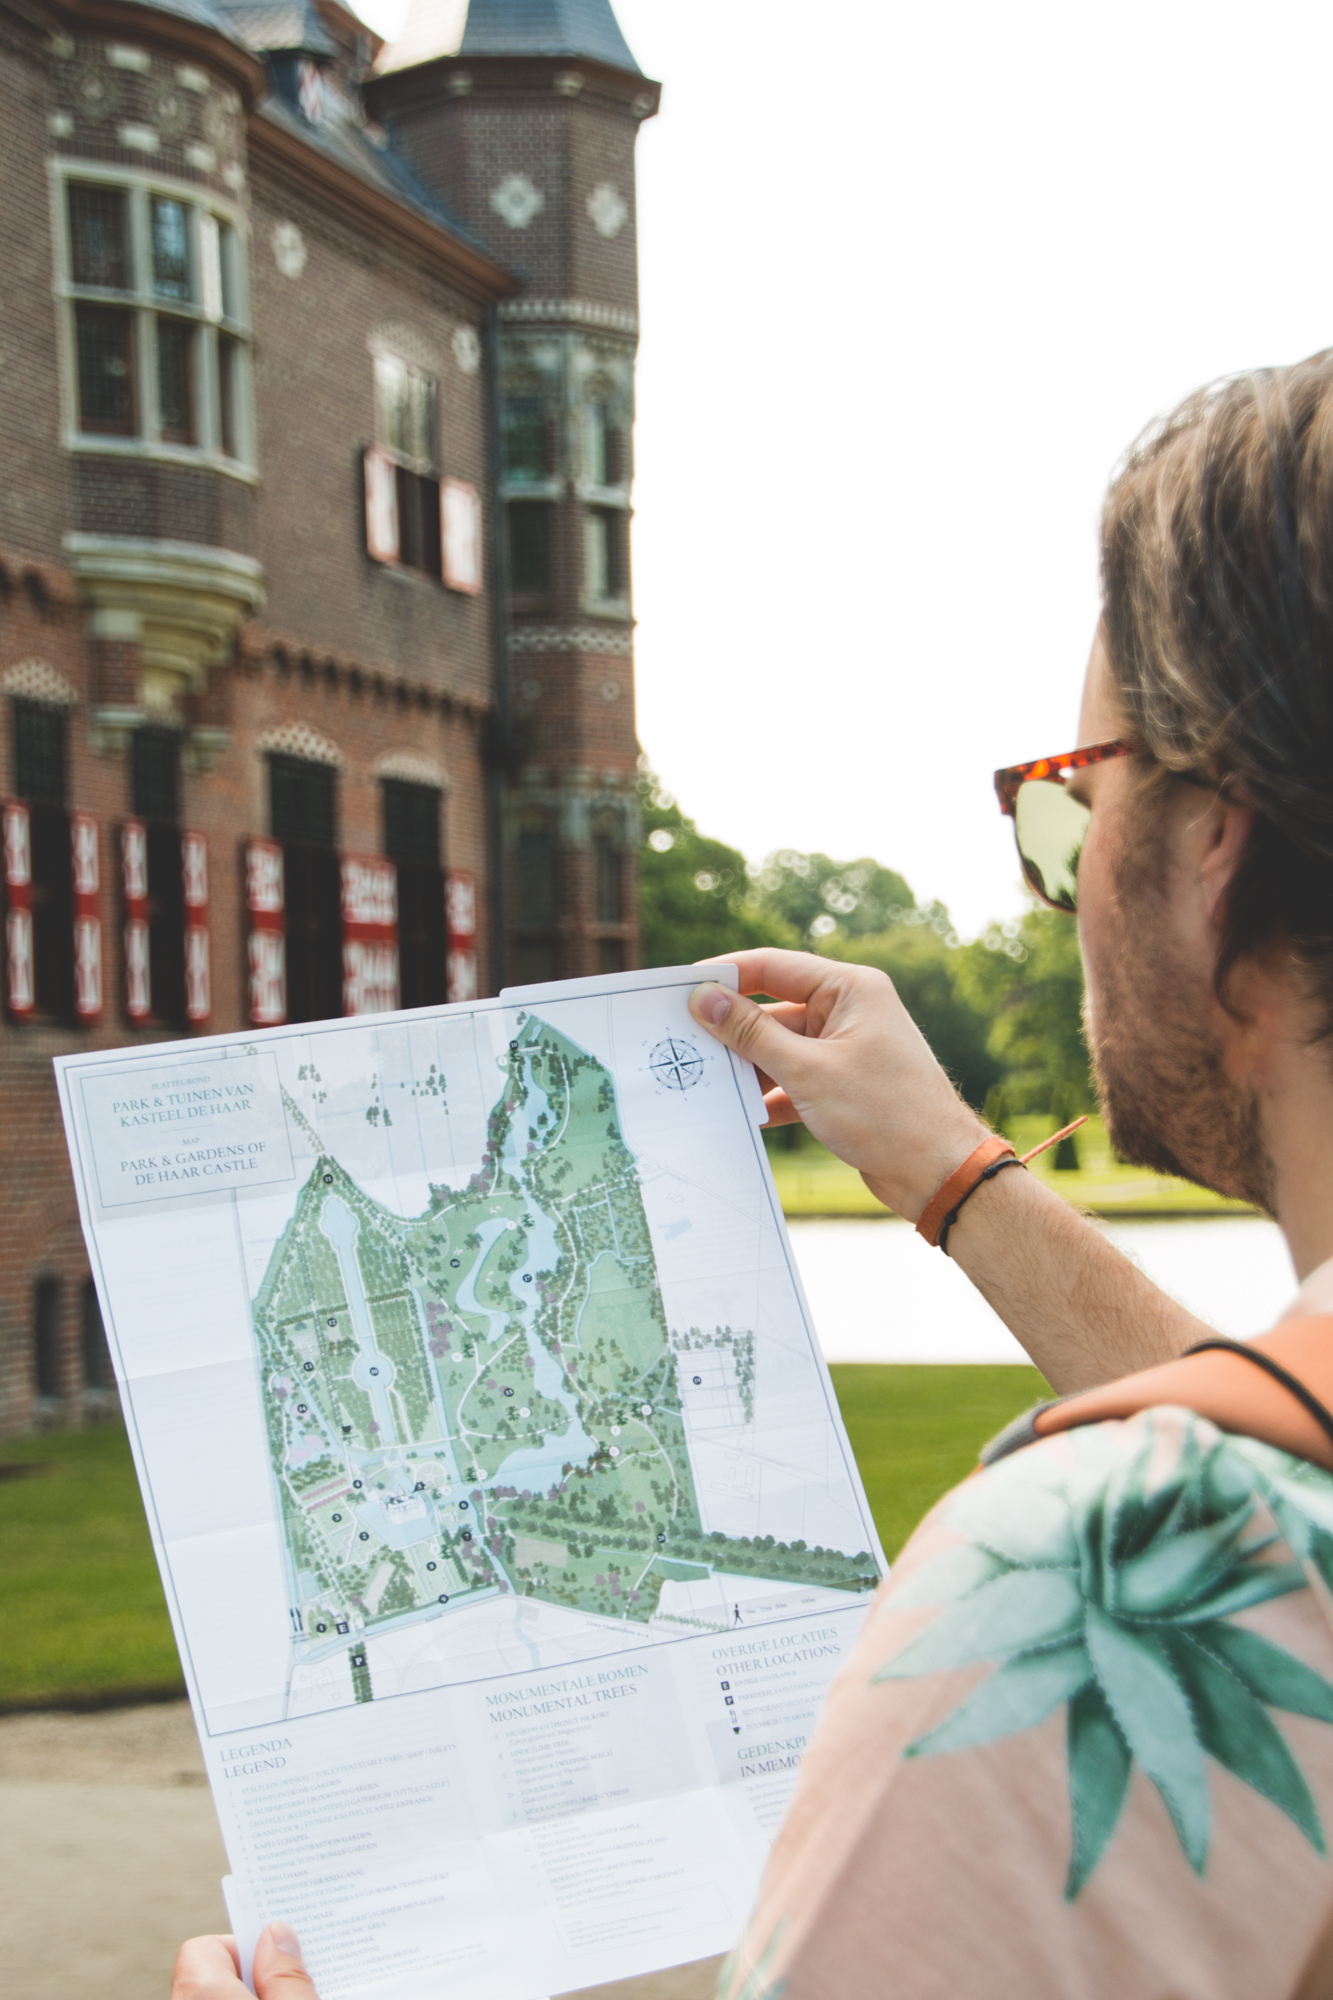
[720,1408,1333,1999]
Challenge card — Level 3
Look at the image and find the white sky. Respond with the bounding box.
[359,0,1333,934]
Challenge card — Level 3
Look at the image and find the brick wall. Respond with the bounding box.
[0,5,652,1433]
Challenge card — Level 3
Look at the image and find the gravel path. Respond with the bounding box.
[0,1702,722,2000]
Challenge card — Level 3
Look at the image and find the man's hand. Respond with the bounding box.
[172,1923,320,2000]
[689,949,986,1220]
[689,946,1210,1391]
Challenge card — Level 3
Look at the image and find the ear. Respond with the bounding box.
[1199,798,1257,926]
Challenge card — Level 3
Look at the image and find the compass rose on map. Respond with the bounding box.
[648,1035,706,1091]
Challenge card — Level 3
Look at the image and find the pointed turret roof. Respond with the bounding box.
[378,0,640,78]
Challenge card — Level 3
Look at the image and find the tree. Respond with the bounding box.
[822,919,1003,1112]
[953,907,1095,1143]
[748,850,916,945]
[638,768,796,968]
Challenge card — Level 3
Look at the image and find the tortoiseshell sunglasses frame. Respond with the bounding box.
[993,739,1136,819]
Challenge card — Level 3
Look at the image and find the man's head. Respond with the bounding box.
[1073,353,1333,1210]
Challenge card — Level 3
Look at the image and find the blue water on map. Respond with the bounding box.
[447,1044,602,1492]
[493,1416,597,1491]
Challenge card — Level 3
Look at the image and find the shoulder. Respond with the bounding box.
[728,1409,1333,1997]
[881,1404,1333,1661]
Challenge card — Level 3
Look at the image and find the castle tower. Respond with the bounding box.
[370,0,659,982]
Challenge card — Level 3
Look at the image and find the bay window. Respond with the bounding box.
[59,169,252,468]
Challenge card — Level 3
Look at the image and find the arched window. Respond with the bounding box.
[33,1277,61,1399]
[269,754,341,1023]
[592,814,623,925]
[383,778,446,1009]
[512,812,559,983]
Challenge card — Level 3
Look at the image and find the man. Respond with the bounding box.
[174,358,1333,1998]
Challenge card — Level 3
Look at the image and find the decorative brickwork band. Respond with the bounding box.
[508,627,632,656]
[183,831,211,1025]
[121,820,151,1022]
[1,659,76,707]
[4,803,33,1019]
[498,299,638,335]
[71,813,102,1021]
[245,838,286,1027]
[446,868,477,1001]
[341,854,399,1015]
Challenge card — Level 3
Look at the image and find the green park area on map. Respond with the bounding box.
[251,1015,877,1688]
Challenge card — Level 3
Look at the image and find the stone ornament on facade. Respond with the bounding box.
[452,325,481,375]
[65,534,265,715]
[68,60,120,121]
[375,751,446,787]
[203,89,241,152]
[586,183,629,240]
[600,680,621,702]
[257,722,343,767]
[1,660,76,708]
[271,221,307,279]
[151,84,192,138]
[509,626,632,657]
[490,173,545,230]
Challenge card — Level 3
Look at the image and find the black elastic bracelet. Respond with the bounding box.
[1184,1337,1333,1454]
[937,1156,1027,1257]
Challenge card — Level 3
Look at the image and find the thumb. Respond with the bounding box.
[688,981,806,1093]
[253,1923,321,1999]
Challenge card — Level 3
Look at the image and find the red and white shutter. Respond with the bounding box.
[121,819,151,1022]
[364,448,400,564]
[182,830,210,1025]
[341,854,399,1015]
[4,802,34,1019]
[446,868,478,1001]
[441,478,483,594]
[245,838,286,1026]
[71,813,102,1021]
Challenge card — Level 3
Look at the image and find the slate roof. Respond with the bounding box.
[215,0,339,57]
[256,89,502,264]
[128,0,253,49]
[378,0,640,77]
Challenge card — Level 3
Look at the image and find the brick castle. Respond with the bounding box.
[0,0,657,1430]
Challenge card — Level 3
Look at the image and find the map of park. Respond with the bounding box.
[251,1016,876,1691]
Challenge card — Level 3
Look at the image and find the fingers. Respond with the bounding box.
[171,1936,243,2000]
[762,1089,801,1126]
[689,983,816,1099]
[702,948,847,1004]
[254,1923,321,1999]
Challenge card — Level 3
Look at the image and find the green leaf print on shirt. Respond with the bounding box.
[874,1414,1333,1897]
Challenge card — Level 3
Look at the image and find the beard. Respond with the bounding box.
[1084,790,1276,1213]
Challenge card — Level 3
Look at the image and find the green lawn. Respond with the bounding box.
[830,1363,1046,1558]
[0,1366,1047,1706]
[0,1425,184,1709]
[769,1115,1255,1220]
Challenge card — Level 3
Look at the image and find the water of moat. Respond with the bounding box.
[793,1214,1295,1364]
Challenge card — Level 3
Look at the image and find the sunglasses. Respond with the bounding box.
[993,740,1136,912]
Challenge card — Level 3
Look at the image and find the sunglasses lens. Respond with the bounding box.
[1013,780,1090,912]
